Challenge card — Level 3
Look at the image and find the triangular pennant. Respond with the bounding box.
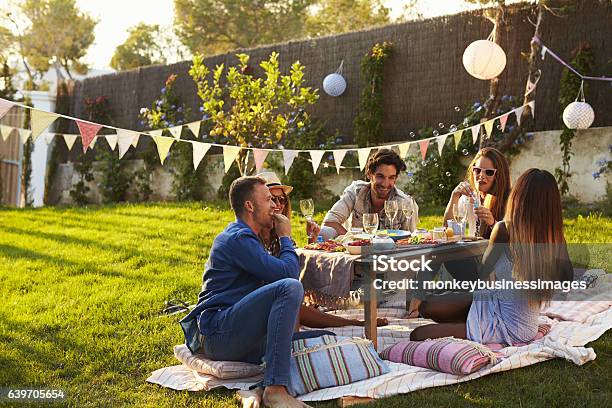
[105,133,118,150]
[192,141,211,170]
[43,132,56,145]
[31,110,59,140]
[282,150,298,175]
[418,140,429,161]
[471,125,480,144]
[309,150,325,174]
[117,129,139,158]
[515,106,525,126]
[357,148,371,171]
[436,134,448,156]
[152,135,175,165]
[0,124,14,141]
[453,130,463,150]
[76,120,102,152]
[63,134,78,151]
[168,125,183,139]
[148,129,164,138]
[131,134,140,147]
[499,113,509,132]
[0,99,14,119]
[252,149,269,174]
[90,136,99,149]
[527,100,535,118]
[398,142,410,159]
[187,121,201,138]
[223,145,241,173]
[332,149,348,174]
[484,119,495,139]
[19,128,32,144]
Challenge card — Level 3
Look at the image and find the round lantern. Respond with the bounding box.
[563,101,594,129]
[462,39,507,80]
[323,60,347,97]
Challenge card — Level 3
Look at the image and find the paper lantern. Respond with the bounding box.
[323,60,346,97]
[563,101,594,129]
[462,40,507,80]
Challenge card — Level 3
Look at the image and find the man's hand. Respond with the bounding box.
[273,214,292,238]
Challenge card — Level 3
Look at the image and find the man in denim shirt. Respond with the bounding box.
[180,176,311,407]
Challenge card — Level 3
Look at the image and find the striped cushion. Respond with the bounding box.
[288,335,389,396]
[380,338,494,375]
[173,345,263,379]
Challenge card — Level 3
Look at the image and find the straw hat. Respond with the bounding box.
[256,171,293,195]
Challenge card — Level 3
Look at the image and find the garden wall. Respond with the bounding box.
[64,0,611,148]
[49,126,612,206]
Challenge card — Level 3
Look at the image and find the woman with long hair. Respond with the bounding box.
[256,171,389,329]
[410,169,573,344]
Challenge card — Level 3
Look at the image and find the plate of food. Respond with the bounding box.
[376,229,412,241]
[303,240,346,252]
[343,239,372,255]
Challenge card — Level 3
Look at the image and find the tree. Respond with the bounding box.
[110,23,166,71]
[174,0,313,55]
[19,0,97,80]
[305,0,391,37]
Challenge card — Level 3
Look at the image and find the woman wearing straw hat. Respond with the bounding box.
[257,171,389,329]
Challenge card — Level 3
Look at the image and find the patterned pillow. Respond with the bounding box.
[288,335,389,396]
[380,338,496,376]
[173,345,264,379]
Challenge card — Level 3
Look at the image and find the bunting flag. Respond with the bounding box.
[63,134,78,151]
[252,149,269,174]
[528,100,535,118]
[418,140,429,161]
[19,128,32,144]
[0,124,14,141]
[332,149,348,174]
[117,129,140,158]
[90,136,99,149]
[168,125,183,139]
[192,141,211,170]
[436,135,448,156]
[471,125,480,144]
[76,120,102,152]
[105,133,118,151]
[282,150,298,175]
[43,132,56,145]
[31,110,58,140]
[499,113,509,132]
[309,150,325,174]
[357,147,371,171]
[187,121,201,138]
[453,130,463,150]
[515,106,525,126]
[152,135,175,165]
[148,129,164,138]
[0,99,13,119]
[223,145,241,172]
[483,119,495,139]
[398,142,411,159]
[131,134,140,147]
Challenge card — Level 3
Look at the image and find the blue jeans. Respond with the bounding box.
[201,278,329,387]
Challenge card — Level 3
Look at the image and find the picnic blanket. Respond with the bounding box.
[147,296,611,401]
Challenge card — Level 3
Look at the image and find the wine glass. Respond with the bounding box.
[362,213,379,236]
[401,200,414,232]
[299,198,314,221]
[384,200,398,230]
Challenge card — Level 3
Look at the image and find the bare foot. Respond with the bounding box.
[262,385,312,408]
[404,299,422,318]
[354,317,389,326]
[236,387,263,408]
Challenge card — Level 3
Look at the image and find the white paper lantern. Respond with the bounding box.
[563,101,594,129]
[323,60,347,97]
[462,39,507,80]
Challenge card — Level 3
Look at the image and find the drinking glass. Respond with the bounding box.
[401,200,414,232]
[362,213,379,236]
[384,200,398,230]
[299,198,314,221]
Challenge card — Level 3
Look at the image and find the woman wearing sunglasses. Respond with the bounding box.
[256,171,389,329]
[444,147,511,239]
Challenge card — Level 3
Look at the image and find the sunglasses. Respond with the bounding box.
[271,195,288,205]
[472,167,497,177]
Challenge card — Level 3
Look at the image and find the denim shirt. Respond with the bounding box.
[180,219,299,353]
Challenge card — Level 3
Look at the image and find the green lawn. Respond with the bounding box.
[0,203,610,407]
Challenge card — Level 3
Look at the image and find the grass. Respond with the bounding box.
[0,202,610,407]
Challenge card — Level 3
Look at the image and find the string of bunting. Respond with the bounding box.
[0,97,534,175]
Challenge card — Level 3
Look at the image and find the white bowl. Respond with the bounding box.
[343,244,363,255]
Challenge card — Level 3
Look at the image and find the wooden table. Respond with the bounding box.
[355,240,489,349]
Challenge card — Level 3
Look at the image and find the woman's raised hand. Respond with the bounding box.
[451,181,472,199]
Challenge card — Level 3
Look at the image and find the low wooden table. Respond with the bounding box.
[354,240,489,349]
